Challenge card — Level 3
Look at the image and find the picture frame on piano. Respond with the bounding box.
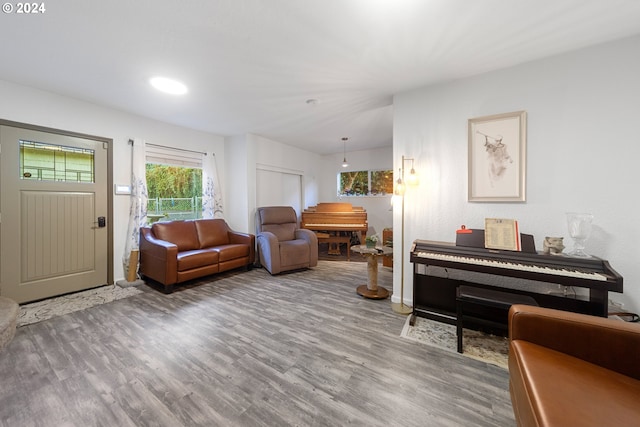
[468,110,527,202]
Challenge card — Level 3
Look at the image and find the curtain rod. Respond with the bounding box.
[128,139,210,156]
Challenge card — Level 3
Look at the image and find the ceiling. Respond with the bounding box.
[2,1,640,155]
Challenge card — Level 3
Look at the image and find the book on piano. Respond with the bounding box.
[484,218,521,251]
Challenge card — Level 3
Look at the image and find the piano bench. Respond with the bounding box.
[316,234,351,261]
[456,285,538,353]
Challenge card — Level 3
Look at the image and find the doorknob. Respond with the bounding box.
[97,216,106,228]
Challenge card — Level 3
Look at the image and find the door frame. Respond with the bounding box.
[0,119,114,287]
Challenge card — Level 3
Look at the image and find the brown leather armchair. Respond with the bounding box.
[508,304,640,427]
[255,206,318,275]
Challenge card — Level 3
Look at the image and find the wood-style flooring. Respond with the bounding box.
[0,261,515,426]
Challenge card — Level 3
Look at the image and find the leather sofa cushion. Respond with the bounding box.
[152,221,200,251]
[510,340,640,426]
[195,219,230,248]
[177,249,219,271]
[212,244,249,262]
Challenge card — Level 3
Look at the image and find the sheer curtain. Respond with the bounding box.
[202,151,224,219]
[123,138,148,280]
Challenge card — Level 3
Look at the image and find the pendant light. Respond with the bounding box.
[341,137,349,168]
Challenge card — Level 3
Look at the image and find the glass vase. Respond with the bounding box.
[566,212,593,257]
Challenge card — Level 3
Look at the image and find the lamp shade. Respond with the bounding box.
[341,137,349,167]
[395,176,405,196]
[406,168,419,186]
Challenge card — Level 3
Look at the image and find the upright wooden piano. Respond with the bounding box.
[301,203,368,252]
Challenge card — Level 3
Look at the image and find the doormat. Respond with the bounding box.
[400,315,509,369]
[17,285,143,327]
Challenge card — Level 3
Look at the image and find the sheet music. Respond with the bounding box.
[484,218,520,251]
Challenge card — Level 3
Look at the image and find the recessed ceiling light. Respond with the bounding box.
[150,77,188,95]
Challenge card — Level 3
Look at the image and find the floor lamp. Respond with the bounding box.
[392,155,418,315]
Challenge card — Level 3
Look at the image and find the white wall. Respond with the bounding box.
[393,35,640,313]
[224,134,251,232]
[0,79,225,282]
[320,146,394,239]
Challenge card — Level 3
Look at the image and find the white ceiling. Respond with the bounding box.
[2,0,640,155]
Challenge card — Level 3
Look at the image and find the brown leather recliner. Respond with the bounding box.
[508,304,640,427]
[255,206,318,275]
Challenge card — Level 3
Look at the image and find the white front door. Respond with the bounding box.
[0,125,109,303]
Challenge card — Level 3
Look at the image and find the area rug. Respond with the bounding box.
[401,315,509,369]
[17,285,143,327]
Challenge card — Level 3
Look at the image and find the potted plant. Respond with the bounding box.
[365,235,378,248]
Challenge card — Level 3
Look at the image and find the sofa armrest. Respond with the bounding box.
[256,231,280,274]
[139,227,178,285]
[295,229,318,267]
[228,231,255,263]
[509,304,640,379]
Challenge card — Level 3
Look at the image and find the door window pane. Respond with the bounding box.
[19,140,95,183]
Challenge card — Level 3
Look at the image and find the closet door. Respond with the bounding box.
[256,168,302,218]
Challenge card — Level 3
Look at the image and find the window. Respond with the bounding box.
[19,140,95,182]
[370,170,394,195]
[338,169,393,196]
[145,145,203,222]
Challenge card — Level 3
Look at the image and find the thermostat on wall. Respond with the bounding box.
[114,184,131,195]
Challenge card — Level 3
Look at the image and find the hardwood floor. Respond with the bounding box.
[0,261,515,426]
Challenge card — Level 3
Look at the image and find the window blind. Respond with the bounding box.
[145,144,203,168]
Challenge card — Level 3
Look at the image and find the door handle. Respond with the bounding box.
[97,216,106,228]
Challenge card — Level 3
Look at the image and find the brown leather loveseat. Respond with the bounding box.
[508,304,640,427]
[139,219,255,293]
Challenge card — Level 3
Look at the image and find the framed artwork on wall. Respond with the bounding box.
[468,110,527,202]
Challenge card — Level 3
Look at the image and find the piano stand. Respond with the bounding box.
[455,286,538,353]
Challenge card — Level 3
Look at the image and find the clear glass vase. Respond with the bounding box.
[566,212,593,257]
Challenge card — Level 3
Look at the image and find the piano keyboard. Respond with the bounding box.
[415,251,609,281]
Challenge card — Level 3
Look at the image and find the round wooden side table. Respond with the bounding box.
[351,245,392,299]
